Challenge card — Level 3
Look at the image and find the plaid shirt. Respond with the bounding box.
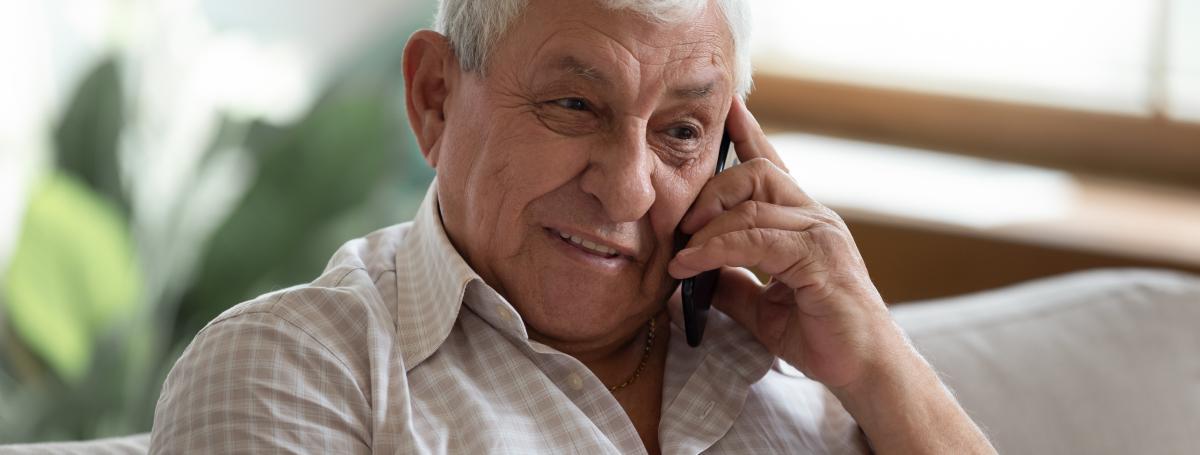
[150,181,868,454]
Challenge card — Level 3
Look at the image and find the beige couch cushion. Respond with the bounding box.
[893,268,1200,455]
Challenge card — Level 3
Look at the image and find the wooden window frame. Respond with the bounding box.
[747,73,1200,189]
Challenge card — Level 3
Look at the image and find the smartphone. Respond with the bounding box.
[674,129,732,347]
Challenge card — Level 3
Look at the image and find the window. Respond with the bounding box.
[752,0,1199,123]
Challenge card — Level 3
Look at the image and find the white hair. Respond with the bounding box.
[433,0,754,97]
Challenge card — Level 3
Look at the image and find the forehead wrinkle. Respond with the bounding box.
[544,16,729,81]
[517,14,733,109]
[620,23,733,100]
[519,22,643,93]
[612,40,730,106]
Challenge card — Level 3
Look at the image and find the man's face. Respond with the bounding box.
[435,0,734,344]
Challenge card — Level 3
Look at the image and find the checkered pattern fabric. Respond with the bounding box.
[149,180,867,454]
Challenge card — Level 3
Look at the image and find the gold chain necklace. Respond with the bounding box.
[607,317,657,392]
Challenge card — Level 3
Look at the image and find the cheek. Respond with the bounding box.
[457,123,590,253]
[639,168,707,278]
[652,166,706,233]
[486,121,591,197]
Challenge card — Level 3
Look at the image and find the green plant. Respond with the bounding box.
[0,12,433,443]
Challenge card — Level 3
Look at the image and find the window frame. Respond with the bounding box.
[748,73,1200,189]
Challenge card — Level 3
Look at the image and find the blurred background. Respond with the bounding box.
[0,0,1197,443]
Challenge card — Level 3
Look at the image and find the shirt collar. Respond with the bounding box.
[395,179,775,384]
[393,179,482,370]
[688,307,776,384]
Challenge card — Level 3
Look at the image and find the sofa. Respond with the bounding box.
[3,268,1197,454]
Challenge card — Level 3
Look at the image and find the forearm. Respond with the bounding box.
[832,331,996,455]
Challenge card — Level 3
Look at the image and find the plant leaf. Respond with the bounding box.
[53,57,126,212]
[1,173,141,384]
[174,31,425,333]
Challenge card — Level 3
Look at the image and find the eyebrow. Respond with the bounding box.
[673,82,716,100]
[551,56,719,100]
[555,56,610,85]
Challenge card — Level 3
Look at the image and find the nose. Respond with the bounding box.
[579,120,656,223]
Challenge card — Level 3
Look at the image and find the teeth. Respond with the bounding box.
[556,230,618,257]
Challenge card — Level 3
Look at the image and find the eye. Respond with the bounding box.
[666,125,699,141]
[552,98,591,111]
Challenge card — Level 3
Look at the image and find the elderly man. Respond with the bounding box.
[151,0,995,453]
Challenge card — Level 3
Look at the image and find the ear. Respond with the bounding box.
[403,30,455,168]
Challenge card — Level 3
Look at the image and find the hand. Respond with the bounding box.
[668,98,997,454]
[668,97,909,391]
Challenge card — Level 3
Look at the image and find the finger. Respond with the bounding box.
[668,228,816,282]
[685,200,827,250]
[680,158,815,234]
[726,97,788,172]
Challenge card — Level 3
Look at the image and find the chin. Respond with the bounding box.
[525,280,639,341]
[498,227,669,342]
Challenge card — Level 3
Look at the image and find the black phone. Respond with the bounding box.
[674,129,732,347]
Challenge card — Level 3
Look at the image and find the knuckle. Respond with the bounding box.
[801,228,835,260]
[814,205,846,228]
[746,157,775,173]
[734,200,761,222]
[807,224,842,245]
[780,232,821,278]
[746,228,767,246]
[808,225,859,266]
[711,231,735,249]
[759,228,782,248]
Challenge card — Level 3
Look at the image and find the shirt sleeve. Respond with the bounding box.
[818,388,873,455]
[149,310,372,454]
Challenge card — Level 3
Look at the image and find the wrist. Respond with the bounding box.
[830,328,933,414]
[827,325,996,454]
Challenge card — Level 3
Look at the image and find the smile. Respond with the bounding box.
[548,228,621,258]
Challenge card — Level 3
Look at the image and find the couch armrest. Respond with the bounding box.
[892,268,1200,455]
[0,433,150,454]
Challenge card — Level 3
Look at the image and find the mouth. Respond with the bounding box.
[545,227,623,259]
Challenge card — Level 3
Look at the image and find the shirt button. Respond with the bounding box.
[497,305,514,323]
[567,372,584,391]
